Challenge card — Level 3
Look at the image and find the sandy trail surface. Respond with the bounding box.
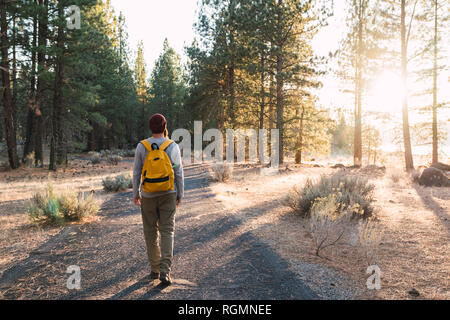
[0,164,319,300]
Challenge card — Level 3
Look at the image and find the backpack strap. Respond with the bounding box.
[140,140,152,151]
[160,139,174,151]
[141,139,173,152]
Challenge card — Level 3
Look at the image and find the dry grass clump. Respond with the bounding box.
[99,149,114,158]
[58,192,99,222]
[286,173,375,219]
[102,173,132,192]
[210,164,233,182]
[285,172,380,259]
[390,172,402,183]
[88,152,101,164]
[358,218,383,266]
[99,149,134,158]
[88,149,133,164]
[0,161,9,171]
[28,184,99,226]
[308,194,353,257]
[299,190,383,261]
[88,151,101,162]
[410,169,422,184]
[106,155,123,165]
[23,152,36,168]
[119,149,136,157]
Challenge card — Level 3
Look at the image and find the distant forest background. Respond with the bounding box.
[0,0,448,170]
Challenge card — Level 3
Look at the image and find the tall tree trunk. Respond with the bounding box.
[23,1,38,162]
[269,73,275,130]
[87,122,96,151]
[0,106,3,142]
[432,0,438,164]
[141,101,146,140]
[267,73,275,159]
[295,104,305,165]
[401,0,414,171]
[11,15,17,137]
[228,63,235,127]
[35,0,48,166]
[49,2,66,170]
[354,10,363,168]
[0,0,19,169]
[276,0,284,165]
[276,52,284,165]
[259,53,265,130]
[227,0,236,128]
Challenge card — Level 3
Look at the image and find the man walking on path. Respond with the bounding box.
[133,114,184,285]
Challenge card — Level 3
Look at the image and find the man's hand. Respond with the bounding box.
[134,197,142,206]
[176,198,182,208]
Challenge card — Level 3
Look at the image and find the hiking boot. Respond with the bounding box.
[150,272,160,280]
[159,272,172,285]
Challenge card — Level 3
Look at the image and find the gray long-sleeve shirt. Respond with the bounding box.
[133,137,184,200]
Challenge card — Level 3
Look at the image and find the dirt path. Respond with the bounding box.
[0,164,317,300]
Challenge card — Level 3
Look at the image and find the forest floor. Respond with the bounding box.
[211,161,449,300]
[0,154,448,299]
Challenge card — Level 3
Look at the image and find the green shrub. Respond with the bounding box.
[286,173,375,219]
[28,184,62,225]
[28,184,99,226]
[102,174,132,192]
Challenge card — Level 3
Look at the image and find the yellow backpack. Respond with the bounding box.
[140,139,175,193]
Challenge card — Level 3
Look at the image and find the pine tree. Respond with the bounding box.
[149,39,186,133]
[414,0,449,164]
[338,0,382,167]
[376,0,420,170]
[185,40,227,129]
[34,0,49,166]
[23,0,40,162]
[254,0,330,164]
[0,0,19,169]
[331,110,353,155]
[1,0,142,169]
[189,0,331,164]
[49,0,67,170]
[135,41,149,140]
[362,124,381,165]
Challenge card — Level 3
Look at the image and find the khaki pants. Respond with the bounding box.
[140,193,177,274]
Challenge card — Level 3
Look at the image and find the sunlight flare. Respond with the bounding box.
[369,71,405,113]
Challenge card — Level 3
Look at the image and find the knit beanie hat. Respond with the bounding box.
[149,113,167,134]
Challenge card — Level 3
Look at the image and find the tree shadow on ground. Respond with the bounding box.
[107,275,169,299]
[413,184,450,235]
[1,165,321,300]
[132,198,318,300]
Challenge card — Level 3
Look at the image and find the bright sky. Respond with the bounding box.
[110,0,346,72]
[110,0,198,69]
